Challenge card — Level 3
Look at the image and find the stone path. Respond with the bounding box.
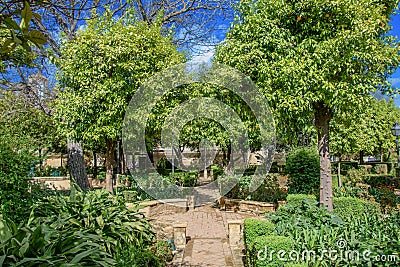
[151,204,257,267]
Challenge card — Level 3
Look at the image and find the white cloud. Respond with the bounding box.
[190,47,215,64]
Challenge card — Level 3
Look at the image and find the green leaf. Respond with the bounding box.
[20,1,33,33]
[28,30,47,45]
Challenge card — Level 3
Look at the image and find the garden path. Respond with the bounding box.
[151,204,258,267]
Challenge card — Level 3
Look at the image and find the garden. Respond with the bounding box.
[1,0,400,266]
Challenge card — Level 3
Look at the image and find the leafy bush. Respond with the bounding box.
[286,194,316,207]
[222,174,287,203]
[149,240,174,263]
[369,186,400,212]
[343,168,367,186]
[29,185,154,255]
[114,244,164,267]
[262,195,400,267]
[0,135,36,223]
[169,171,198,187]
[285,147,319,194]
[271,195,344,228]
[0,214,116,266]
[363,174,398,188]
[1,186,164,266]
[211,165,224,180]
[244,218,275,248]
[333,185,371,200]
[249,235,295,267]
[333,197,381,221]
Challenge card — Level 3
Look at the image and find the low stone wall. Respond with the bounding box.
[221,198,276,214]
[30,177,70,190]
[128,199,188,218]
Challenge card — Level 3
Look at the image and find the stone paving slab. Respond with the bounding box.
[152,204,256,267]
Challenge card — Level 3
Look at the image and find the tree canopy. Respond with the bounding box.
[54,14,184,192]
[216,0,400,210]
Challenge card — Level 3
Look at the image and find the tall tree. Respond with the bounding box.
[55,14,184,192]
[216,0,400,210]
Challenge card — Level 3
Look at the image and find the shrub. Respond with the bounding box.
[368,186,400,212]
[271,195,344,229]
[285,147,319,194]
[115,244,164,267]
[250,235,295,267]
[286,194,317,207]
[343,168,367,186]
[333,185,371,200]
[0,135,36,223]
[149,239,174,263]
[222,174,287,203]
[29,185,154,255]
[244,218,275,248]
[333,197,381,221]
[363,174,398,188]
[0,214,116,266]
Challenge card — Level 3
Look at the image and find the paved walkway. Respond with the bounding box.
[151,205,257,267]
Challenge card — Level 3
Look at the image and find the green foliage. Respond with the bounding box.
[331,98,400,157]
[363,174,398,188]
[333,185,371,200]
[333,197,381,221]
[222,174,287,203]
[249,235,295,267]
[0,1,46,56]
[0,214,115,266]
[343,168,367,186]
[0,132,36,223]
[1,186,161,266]
[216,0,400,145]
[286,194,317,207]
[263,198,400,266]
[0,91,64,153]
[369,187,400,212]
[29,186,154,255]
[149,240,174,263]
[244,218,275,248]
[285,147,320,194]
[54,13,184,145]
[114,244,164,267]
[168,171,198,187]
[272,195,343,228]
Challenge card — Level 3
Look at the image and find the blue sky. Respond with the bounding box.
[389,13,400,106]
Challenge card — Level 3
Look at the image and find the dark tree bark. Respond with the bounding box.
[67,139,90,190]
[93,151,97,179]
[314,102,333,211]
[105,139,116,193]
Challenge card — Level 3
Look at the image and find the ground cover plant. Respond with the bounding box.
[244,194,400,267]
[0,185,170,266]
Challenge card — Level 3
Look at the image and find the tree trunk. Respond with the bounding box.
[93,151,97,179]
[338,155,342,187]
[105,139,116,193]
[67,139,90,190]
[314,102,333,211]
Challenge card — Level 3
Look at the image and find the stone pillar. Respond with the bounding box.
[186,195,195,210]
[173,223,187,248]
[228,220,242,247]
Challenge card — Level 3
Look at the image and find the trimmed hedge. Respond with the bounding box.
[244,218,275,248]
[363,174,398,188]
[250,235,295,267]
[285,147,320,194]
[333,197,381,221]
